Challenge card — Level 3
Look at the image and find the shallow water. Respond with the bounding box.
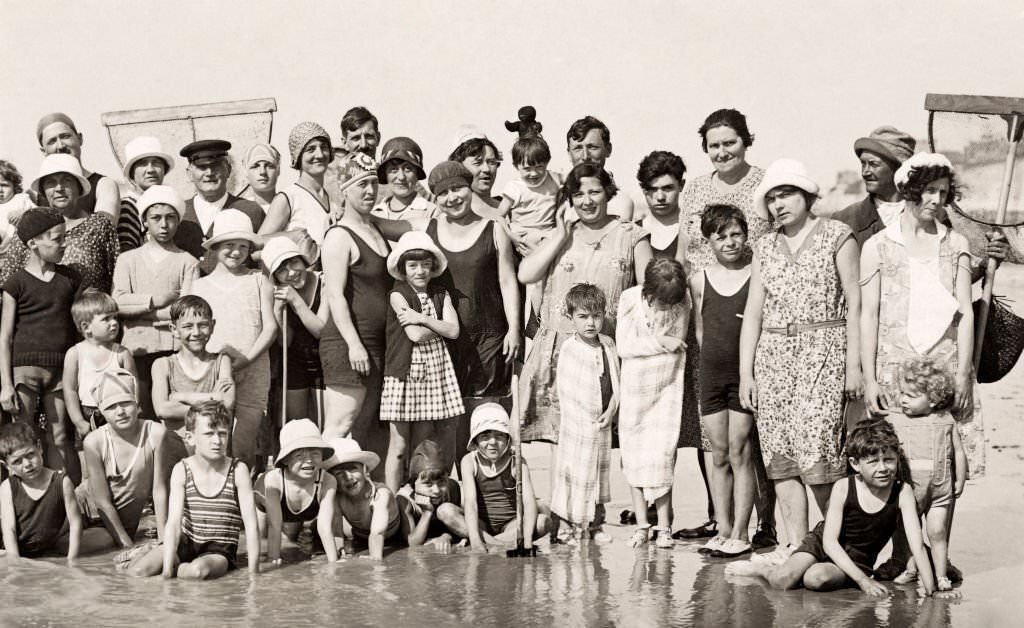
[0,535,987,628]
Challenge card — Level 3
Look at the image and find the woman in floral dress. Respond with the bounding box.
[738,159,862,561]
[518,163,652,444]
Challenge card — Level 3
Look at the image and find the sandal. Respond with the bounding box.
[893,569,918,585]
[711,538,752,559]
[629,526,651,548]
[673,520,717,540]
[750,525,778,550]
[698,536,727,555]
[653,527,674,549]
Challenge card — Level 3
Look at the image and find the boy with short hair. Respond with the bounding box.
[0,422,109,564]
[161,401,260,579]
[112,185,200,420]
[727,418,943,598]
[63,289,137,451]
[0,208,83,481]
[150,295,234,467]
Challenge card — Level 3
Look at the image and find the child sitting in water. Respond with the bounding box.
[461,403,547,552]
[150,296,235,467]
[399,440,468,552]
[81,369,168,567]
[255,419,338,564]
[161,401,260,579]
[0,422,109,565]
[726,419,943,598]
[326,437,404,561]
[498,106,560,256]
[886,355,966,593]
[550,284,618,543]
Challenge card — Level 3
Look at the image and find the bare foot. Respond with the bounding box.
[725,559,772,578]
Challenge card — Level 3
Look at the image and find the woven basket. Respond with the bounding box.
[975,296,1024,383]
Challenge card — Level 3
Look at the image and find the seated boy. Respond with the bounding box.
[727,418,942,598]
[82,369,168,566]
[0,422,110,565]
[399,440,468,552]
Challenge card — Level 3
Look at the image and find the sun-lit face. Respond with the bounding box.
[570,176,610,225]
[131,157,168,191]
[3,444,44,481]
[899,386,932,417]
[144,203,180,243]
[709,221,748,264]
[384,161,420,200]
[41,172,81,211]
[342,122,380,158]
[859,151,896,197]
[850,449,899,489]
[516,161,549,187]
[171,311,215,353]
[404,258,434,290]
[330,462,368,496]
[188,157,230,197]
[567,128,610,167]
[705,125,747,177]
[83,310,120,342]
[248,160,279,195]
[101,399,141,432]
[462,146,501,196]
[0,178,16,203]
[188,415,230,461]
[273,256,308,290]
[413,474,448,506]
[39,122,83,158]
[912,176,950,223]
[30,223,67,264]
[473,430,510,461]
[342,177,379,214]
[436,185,473,220]
[764,186,810,227]
[642,174,683,218]
[299,138,331,177]
[214,239,252,270]
[570,308,605,341]
[283,447,323,481]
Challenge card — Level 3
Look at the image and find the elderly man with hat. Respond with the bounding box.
[36,112,120,222]
[175,139,265,270]
[371,137,437,222]
[117,136,175,253]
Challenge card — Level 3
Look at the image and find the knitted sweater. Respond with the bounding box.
[3,265,82,367]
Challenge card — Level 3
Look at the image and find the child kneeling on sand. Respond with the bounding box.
[399,440,469,552]
[326,438,404,561]
[726,418,943,597]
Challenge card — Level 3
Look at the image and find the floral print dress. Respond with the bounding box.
[752,218,851,484]
[519,221,648,443]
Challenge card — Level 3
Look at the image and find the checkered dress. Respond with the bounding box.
[380,292,465,422]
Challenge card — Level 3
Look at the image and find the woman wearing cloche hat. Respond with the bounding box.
[736,158,862,564]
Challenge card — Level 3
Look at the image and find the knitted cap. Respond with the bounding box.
[17,207,64,243]
[36,112,77,142]
[93,368,138,410]
[336,152,379,194]
[854,126,916,167]
[288,122,332,169]
[428,161,473,196]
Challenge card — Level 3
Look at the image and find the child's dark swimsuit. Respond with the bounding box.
[177,459,242,569]
[257,468,323,524]
[474,455,516,535]
[349,484,402,540]
[795,475,903,577]
[699,271,750,416]
[10,471,68,557]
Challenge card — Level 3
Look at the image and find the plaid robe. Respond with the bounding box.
[551,333,619,525]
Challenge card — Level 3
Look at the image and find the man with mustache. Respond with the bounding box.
[36,112,119,222]
[175,139,264,274]
[565,116,634,221]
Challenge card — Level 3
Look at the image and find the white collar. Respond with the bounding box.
[374,194,432,212]
[884,212,948,245]
[194,192,228,211]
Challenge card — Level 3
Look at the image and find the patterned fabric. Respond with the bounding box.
[863,222,984,475]
[679,166,770,275]
[519,221,647,443]
[550,333,619,525]
[380,292,465,422]
[752,218,851,481]
[117,197,144,253]
[616,286,688,502]
[0,213,119,293]
[181,459,242,550]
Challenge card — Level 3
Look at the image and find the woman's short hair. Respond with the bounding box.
[636,151,686,189]
[0,160,24,194]
[71,288,119,329]
[897,164,960,205]
[564,283,607,316]
[642,258,687,306]
[898,355,955,410]
[700,203,748,239]
[448,137,503,164]
[557,163,618,208]
[698,108,755,152]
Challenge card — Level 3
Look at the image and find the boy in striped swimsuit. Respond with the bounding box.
[161,401,260,579]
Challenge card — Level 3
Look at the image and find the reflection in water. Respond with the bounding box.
[0,540,964,626]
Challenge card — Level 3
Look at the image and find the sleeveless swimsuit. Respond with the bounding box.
[178,459,243,569]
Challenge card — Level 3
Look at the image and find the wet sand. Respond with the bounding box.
[1,269,1021,627]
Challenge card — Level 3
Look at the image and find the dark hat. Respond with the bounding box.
[377,137,426,181]
[853,126,916,168]
[180,139,232,163]
[427,161,473,196]
[408,440,446,479]
[17,207,64,244]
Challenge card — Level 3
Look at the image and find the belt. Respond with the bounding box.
[763,319,845,336]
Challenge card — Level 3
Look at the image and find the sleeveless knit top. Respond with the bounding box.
[279,182,332,245]
[77,348,120,407]
[384,282,447,379]
[474,455,517,532]
[182,459,243,552]
[77,172,105,215]
[427,219,507,335]
[700,272,749,371]
[839,475,903,568]
[278,468,324,524]
[10,471,67,557]
[167,354,220,395]
[320,225,391,350]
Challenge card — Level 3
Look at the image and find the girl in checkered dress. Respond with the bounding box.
[380,232,465,490]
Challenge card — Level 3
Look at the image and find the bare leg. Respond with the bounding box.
[728,411,755,542]
[927,506,951,581]
[385,422,412,493]
[751,426,776,531]
[435,503,470,539]
[727,550,818,590]
[178,554,230,579]
[802,562,851,591]
[704,410,734,537]
[808,482,834,529]
[44,392,80,485]
[322,384,367,439]
[125,543,166,577]
[774,478,809,544]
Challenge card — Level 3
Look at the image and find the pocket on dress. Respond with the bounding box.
[408,361,426,382]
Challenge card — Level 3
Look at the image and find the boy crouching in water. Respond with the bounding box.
[727,418,943,598]
[400,440,469,552]
[142,401,259,579]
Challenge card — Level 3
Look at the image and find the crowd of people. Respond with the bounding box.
[0,105,1009,596]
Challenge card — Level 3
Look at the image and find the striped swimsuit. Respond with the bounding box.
[177,459,243,569]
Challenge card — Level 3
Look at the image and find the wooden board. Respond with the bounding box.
[925,93,1024,116]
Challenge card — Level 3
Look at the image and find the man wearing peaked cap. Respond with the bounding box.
[175,138,265,274]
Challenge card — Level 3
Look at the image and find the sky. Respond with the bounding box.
[3,1,1023,202]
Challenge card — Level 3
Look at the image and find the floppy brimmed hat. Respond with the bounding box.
[31,154,91,197]
[261,236,310,275]
[137,184,184,220]
[467,402,511,450]
[202,209,263,250]
[274,419,334,467]
[853,126,916,167]
[753,158,820,219]
[386,230,448,280]
[322,437,380,472]
[122,136,174,181]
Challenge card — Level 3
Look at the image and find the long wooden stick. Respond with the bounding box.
[511,370,525,551]
[973,112,1022,371]
[281,308,288,422]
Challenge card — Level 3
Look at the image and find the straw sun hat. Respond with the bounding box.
[201,209,263,250]
[322,437,380,472]
[274,419,333,467]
